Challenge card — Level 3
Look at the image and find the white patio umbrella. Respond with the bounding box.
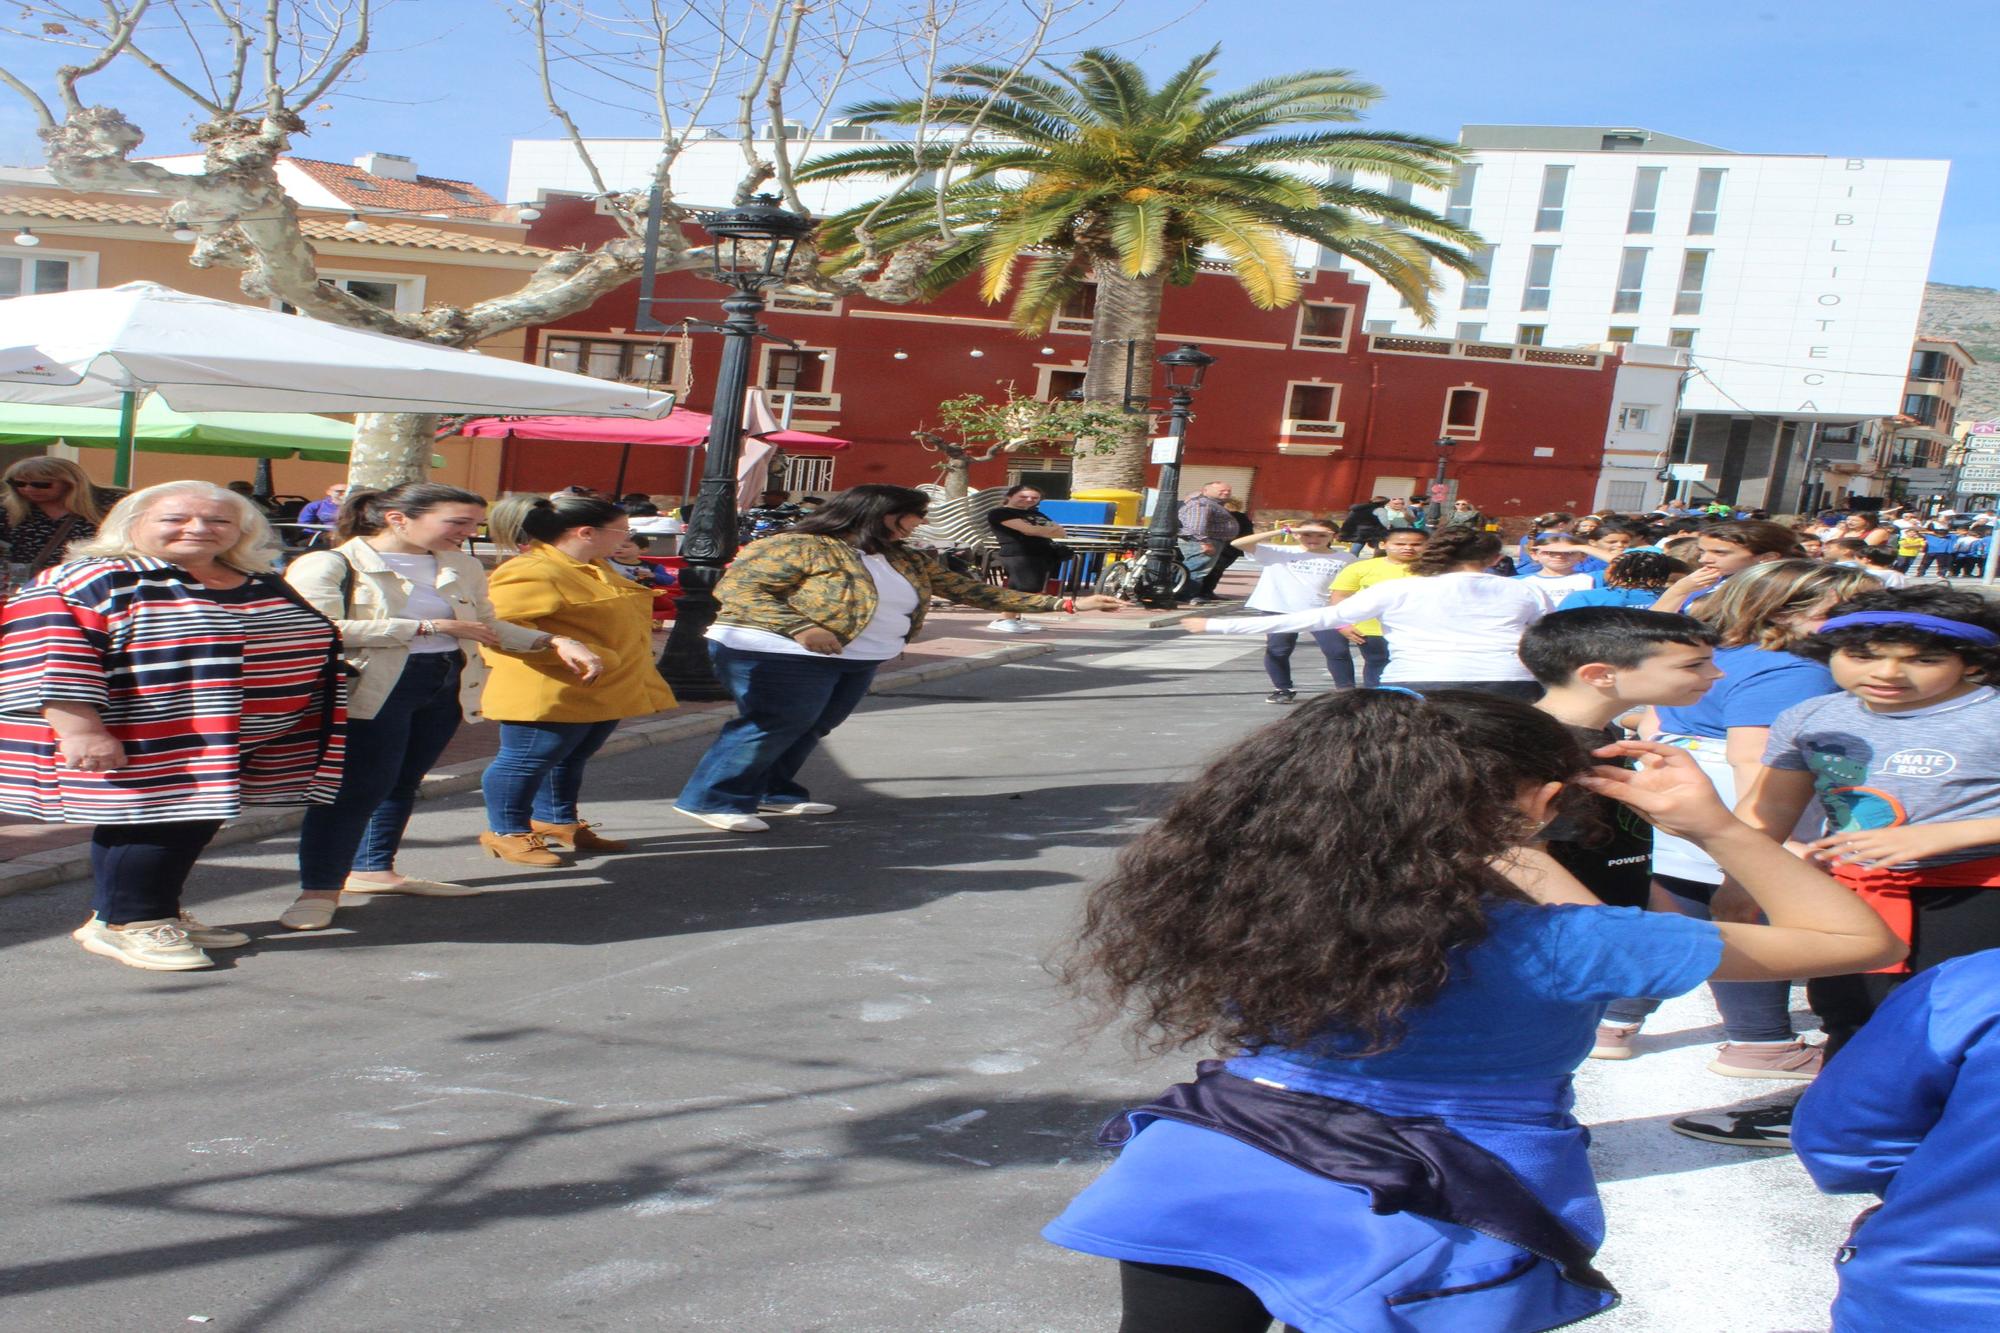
[0,282,675,484]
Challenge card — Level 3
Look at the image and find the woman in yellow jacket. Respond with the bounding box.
[479,496,674,865]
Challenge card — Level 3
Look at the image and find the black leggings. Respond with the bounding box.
[1811,885,2000,1057]
[1118,1262,1301,1333]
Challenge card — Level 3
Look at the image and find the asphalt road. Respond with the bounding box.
[0,629,1856,1332]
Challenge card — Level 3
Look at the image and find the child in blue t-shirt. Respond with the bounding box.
[1045,690,1899,1333]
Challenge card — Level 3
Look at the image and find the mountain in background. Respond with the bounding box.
[1923,282,2000,425]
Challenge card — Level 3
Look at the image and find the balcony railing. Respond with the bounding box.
[1367,334,1605,370]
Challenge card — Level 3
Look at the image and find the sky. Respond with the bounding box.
[1,0,1994,287]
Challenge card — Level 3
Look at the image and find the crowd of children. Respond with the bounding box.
[1067,509,2000,1331]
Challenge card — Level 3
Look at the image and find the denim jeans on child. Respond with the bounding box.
[481,718,620,834]
[676,643,881,814]
[298,652,465,890]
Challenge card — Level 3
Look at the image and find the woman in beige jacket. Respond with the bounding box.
[280,483,600,929]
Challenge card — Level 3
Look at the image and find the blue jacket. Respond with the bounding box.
[1794,951,2000,1330]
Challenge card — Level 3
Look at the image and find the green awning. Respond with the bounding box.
[0,399,357,461]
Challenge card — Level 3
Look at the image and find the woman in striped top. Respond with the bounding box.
[0,481,345,972]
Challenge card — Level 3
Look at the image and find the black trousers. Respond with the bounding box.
[999,553,1055,597]
[90,820,225,923]
[1811,886,2000,1057]
[1119,1262,1301,1333]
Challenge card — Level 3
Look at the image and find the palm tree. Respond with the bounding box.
[799,46,1482,489]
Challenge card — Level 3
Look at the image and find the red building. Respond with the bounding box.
[512,195,1621,518]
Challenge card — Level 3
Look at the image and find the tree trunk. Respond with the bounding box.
[348,412,440,489]
[941,455,973,499]
[1070,266,1166,492]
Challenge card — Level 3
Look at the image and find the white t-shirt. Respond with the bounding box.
[708,551,921,662]
[1245,543,1352,613]
[374,551,459,653]
[1204,570,1545,683]
[1513,571,1597,613]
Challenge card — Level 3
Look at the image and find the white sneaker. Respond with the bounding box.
[673,806,771,833]
[757,800,837,815]
[176,911,251,949]
[985,618,1039,634]
[73,917,214,971]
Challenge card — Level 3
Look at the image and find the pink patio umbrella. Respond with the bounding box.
[454,404,848,496]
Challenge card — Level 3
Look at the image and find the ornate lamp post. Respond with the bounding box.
[1133,343,1217,608]
[1428,435,1458,523]
[645,194,817,699]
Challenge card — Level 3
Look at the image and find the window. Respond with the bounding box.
[1674,251,1710,316]
[1909,350,1951,381]
[1606,480,1649,511]
[1522,246,1558,311]
[781,455,836,494]
[1516,324,1546,346]
[1445,164,1478,227]
[0,254,82,297]
[1668,328,1697,349]
[1364,319,1395,334]
[1901,394,1940,425]
[1052,283,1097,333]
[1294,301,1353,351]
[1689,168,1725,235]
[762,348,828,394]
[1440,385,1488,439]
[1627,166,1663,234]
[1607,326,1638,343]
[1455,322,1486,342]
[1285,382,1342,425]
[1037,367,1086,402]
[279,271,421,315]
[1460,246,1495,309]
[1535,165,1571,231]
[1613,248,1647,313]
[540,335,686,387]
[1617,405,1654,431]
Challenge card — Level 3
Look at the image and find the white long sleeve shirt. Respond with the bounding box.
[1202,571,1544,683]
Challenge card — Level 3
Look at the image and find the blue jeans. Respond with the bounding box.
[1603,875,1796,1042]
[676,644,880,814]
[1178,539,1216,589]
[481,718,620,834]
[299,652,465,890]
[1264,630,1351,691]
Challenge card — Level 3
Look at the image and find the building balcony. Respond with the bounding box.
[1365,334,1606,371]
[759,388,842,414]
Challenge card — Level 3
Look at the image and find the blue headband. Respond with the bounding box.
[1368,685,1426,699]
[1815,611,2000,646]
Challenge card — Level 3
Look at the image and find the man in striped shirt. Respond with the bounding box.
[1177,481,1235,604]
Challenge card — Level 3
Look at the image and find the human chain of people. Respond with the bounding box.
[0,467,1994,1328]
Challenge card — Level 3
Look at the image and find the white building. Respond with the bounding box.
[1363,126,1950,512]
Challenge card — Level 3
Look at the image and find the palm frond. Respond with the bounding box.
[1176,200,1302,309]
[934,66,1094,126]
[1009,255,1094,332]
[1108,193,1169,277]
[1146,45,1222,121]
[1062,48,1154,124]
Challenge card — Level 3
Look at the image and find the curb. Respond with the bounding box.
[0,640,1059,901]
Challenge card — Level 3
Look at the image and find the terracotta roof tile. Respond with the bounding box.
[286,157,506,216]
[0,191,556,258]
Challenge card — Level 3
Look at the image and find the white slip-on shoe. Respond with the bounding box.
[673,806,771,833]
[176,911,252,949]
[757,801,837,815]
[343,875,481,897]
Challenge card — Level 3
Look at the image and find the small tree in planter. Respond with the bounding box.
[914,388,1129,499]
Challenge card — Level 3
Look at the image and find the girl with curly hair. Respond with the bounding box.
[1044,689,1899,1333]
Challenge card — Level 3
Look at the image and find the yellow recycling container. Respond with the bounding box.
[1071,487,1143,525]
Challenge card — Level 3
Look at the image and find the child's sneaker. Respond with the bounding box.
[1708,1040,1823,1080]
[1589,1022,1640,1060]
[1669,1101,1796,1150]
[1265,689,1297,705]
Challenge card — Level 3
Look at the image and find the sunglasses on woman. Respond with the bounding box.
[10,479,61,490]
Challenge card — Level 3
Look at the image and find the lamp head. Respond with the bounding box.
[1434,435,1458,452]
[1158,342,1216,392]
[697,193,816,289]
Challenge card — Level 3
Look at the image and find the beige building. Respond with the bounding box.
[0,153,553,498]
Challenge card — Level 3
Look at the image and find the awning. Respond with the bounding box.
[0,398,359,461]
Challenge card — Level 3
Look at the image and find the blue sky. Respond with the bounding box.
[2,0,1993,287]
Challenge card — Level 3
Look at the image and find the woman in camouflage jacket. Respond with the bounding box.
[674,484,1122,831]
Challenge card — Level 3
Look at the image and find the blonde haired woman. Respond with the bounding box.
[0,481,345,971]
[1,456,109,585]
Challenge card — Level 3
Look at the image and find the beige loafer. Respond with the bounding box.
[278,897,338,931]
[343,875,481,897]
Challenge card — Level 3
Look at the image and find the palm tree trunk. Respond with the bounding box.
[1071,267,1165,492]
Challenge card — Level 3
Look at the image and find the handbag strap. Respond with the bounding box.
[24,513,81,573]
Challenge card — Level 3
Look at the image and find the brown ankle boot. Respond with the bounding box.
[530,819,629,853]
[479,831,564,866]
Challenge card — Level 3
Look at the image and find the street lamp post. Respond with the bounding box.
[1429,435,1458,522]
[1133,344,1216,608]
[646,193,817,700]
